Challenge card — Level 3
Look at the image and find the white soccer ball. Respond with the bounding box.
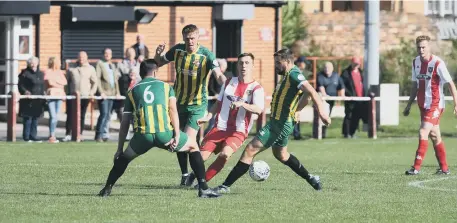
[249,160,270,181]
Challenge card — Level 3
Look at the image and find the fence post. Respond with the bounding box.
[312,105,322,139]
[256,112,266,133]
[90,99,95,130]
[7,91,17,142]
[368,92,377,139]
[71,92,81,142]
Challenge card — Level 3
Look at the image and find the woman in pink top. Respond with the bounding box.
[44,57,67,143]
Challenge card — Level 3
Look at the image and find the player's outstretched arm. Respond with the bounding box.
[115,113,132,161]
[446,81,457,115]
[153,43,172,67]
[296,92,310,112]
[168,97,181,138]
[300,81,331,125]
[404,81,417,116]
[212,67,227,86]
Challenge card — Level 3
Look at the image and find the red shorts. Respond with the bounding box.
[200,128,247,154]
[420,107,443,126]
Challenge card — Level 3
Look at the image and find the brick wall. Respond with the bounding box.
[244,6,276,97]
[38,6,61,69]
[34,5,277,97]
[303,11,440,57]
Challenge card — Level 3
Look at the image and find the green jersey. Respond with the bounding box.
[270,66,306,122]
[124,77,174,134]
[164,43,219,107]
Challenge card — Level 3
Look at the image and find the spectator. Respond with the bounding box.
[132,34,149,59]
[341,56,368,138]
[95,48,120,142]
[114,47,141,122]
[18,56,45,142]
[316,61,345,138]
[63,51,98,142]
[292,56,310,140]
[44,57,67,143]
[204,58,228,134]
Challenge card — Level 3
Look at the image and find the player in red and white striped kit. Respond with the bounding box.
[404,35,457,175]
[185,53,264,186]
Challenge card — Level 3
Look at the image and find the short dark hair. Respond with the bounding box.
[416,35,431,45]
[140,59,158,79]
[274,49,294,62]
[182,24,199,35]
[237,52,255,61]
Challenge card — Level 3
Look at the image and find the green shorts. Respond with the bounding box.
[178,105,207,131]
[256,120,293,148]
[129,131,188,154]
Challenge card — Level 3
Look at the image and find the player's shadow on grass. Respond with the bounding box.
[0,191,166,197]
[70,182,184,190]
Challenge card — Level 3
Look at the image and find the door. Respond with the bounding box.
[215,20,242,76]
[0,18,10,109]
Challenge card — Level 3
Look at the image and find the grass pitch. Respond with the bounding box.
[1,105,457,222]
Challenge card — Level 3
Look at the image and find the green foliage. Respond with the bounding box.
[379,39,417,95]
[282,1,307,48]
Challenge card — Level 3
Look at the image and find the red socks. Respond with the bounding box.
[205,156,227,182]
[413,140,449,171]
[434,142,448,171]
[413,140,429,170]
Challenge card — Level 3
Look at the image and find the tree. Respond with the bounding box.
[282,1,307,49]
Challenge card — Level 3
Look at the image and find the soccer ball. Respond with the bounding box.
[249,160,270,181]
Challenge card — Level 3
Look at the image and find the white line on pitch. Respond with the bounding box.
[408,176,457,192]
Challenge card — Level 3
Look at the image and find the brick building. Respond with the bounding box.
[0,0,284,111]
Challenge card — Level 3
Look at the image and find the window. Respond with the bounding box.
[426,0,456,16]
[14,17,33,60]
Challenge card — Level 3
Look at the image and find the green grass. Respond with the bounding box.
[1,103,457,222]
[2,137,457,222]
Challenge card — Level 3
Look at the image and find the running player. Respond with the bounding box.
[98,59,220,198]
[404,35,457,175]
[154,24,226,186]
[185,53,264,187]
[213,49,331,193]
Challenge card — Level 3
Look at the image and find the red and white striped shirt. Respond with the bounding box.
[412,55,452,110]
[215,77,265,135]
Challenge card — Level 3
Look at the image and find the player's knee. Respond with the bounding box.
[218,148,233,160]
[243,143,259,158]
[419,128,430,139]
[272,149,288,162]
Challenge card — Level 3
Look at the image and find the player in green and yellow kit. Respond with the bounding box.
[98,59,220,198]
[154,24,226,186]
[213,49,331,194]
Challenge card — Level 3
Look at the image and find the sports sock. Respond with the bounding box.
[188,151,209,190]
[105,154,130,188]
[434,142,448,171]
[283,154,311,181]
[413,139,429,170]
[205,156,227,182]
[222,161,250,187]
[176,152,188,175]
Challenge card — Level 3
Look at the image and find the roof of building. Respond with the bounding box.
[52,0,285,6]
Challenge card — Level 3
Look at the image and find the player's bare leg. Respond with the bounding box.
[177,125,199,186]
[429,125,449,174]
[214,138,265,193]
[98,144,139,197]
[187,146,235,188]
[205,146,235,182]
[178,138,221,198]
[272,145,321,190]
[406,122,434,175]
